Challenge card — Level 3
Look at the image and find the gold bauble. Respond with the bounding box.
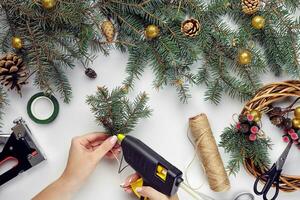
[238,50,252,65]
[42,0,57,9]
[294,107,300,118]
[292,118,300,129]
[145,25,160,39]
[251,16,266,30]
[12,36,23,49]
[250,110,261,122]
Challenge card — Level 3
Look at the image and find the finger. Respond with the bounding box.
[84,132,109,142]
[124,187,133,194]
[121,173,140,188]
[78,132,109,146]
[93,136,118,160]
[105,148,122,159]
[170,194,180,200]
[90,141,120,149]
[136,186,167,200]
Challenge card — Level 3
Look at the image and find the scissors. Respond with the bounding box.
[253,141,293,200]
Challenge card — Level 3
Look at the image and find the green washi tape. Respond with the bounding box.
[27,92,59,124]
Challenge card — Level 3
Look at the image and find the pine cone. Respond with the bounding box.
[181,18,201,37]
[101,20,115,43]
[0,53,28,92]
[268,107,282,118]
[270,116,284,127]
[85,68,97,79]
[242,0,260,15]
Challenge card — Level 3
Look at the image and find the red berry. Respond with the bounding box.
[250,126,259,134]
[249,134,257,141]
[291,133,299,140]
[236,123,241,130]
[247,114,254,122]
[288,129,295,135]
[283,136,290,143]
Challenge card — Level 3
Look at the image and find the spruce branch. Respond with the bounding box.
[86,86,152,136]
[220,125,272,175]
[1,0,300,107]
[0,0,107,102]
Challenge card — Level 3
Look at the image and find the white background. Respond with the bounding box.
[0,49,300,200]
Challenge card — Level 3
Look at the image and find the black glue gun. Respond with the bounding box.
[117,134,205,200]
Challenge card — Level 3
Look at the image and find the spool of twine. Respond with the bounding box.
[189,113,230,192]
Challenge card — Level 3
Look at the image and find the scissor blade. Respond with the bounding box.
[276,141,293,170]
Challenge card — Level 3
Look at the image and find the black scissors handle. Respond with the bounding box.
[254,164,281,200]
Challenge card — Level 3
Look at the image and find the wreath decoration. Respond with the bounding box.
[220,80,300,192]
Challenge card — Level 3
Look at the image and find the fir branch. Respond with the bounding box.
[86,86,152,136]
[50,63,72,103]
[123,44,150,88]
[1,0,300,105]
[220,125,272,175]
[25,21,53,92]
[204,80,222,104]
[0,0,106,102]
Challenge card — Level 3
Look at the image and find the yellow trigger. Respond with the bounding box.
[156,165,167,181]
[130,178,148,200]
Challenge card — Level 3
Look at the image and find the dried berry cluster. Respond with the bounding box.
[236,113,260,141]
[268,105,300,149]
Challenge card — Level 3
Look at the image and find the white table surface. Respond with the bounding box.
[0,50,299,200]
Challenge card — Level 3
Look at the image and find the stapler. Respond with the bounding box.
[0,118,46,186]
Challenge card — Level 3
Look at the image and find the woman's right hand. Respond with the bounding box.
[122,173,179,200]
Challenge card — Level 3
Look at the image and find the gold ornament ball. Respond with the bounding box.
[145,25,160,39]
[251,16,266,30]
[294,107,300,118]
[12,37,23,49]
[292,118,300,129]
[42,0,57,9]
[238,50,252,65]
[250,110,262,122]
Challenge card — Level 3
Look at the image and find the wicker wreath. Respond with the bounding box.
[220,80,300,193]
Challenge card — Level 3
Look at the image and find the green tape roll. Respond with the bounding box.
[27,92,59,124]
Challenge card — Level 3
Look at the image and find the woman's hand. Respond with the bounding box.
[122,173,179,200]
[33,132,120,200]
[61,133,120,189]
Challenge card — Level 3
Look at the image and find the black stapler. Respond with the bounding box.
[0,118,46,186]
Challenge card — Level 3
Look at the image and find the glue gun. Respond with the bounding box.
[117,134,205,200]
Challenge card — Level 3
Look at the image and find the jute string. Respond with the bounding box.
[189,113,230,192]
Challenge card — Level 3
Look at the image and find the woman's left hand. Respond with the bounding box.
[33,132,121,200]
[61,133,121,189]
